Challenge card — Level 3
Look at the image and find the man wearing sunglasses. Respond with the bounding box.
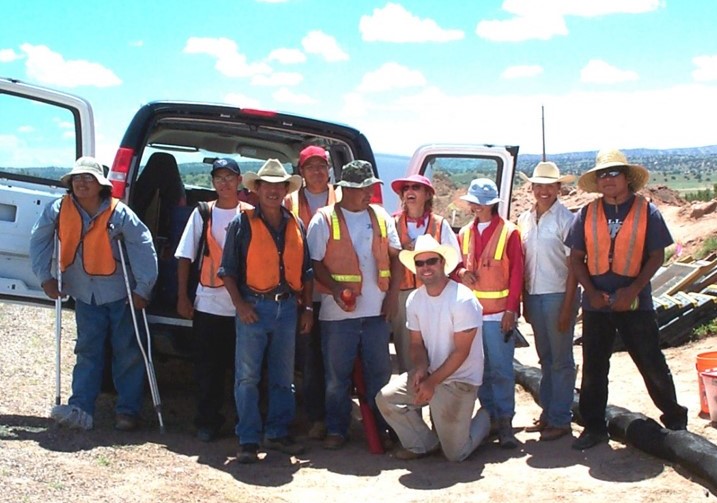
[566,148,688,451]
[376,234,489,461]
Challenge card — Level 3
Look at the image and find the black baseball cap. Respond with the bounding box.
[211,158,241,175]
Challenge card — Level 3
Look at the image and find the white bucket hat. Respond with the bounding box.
[578,148,650,193]
[519,161,575,185]
[399,234,459,275]
[460,178,502,206]
[243,159,303,193]
[60,156,112,188]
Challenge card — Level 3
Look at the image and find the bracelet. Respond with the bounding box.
[304,306,313,312]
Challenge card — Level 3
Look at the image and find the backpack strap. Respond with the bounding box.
[196,201,211,263]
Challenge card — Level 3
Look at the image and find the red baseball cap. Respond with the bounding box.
[299,145,328,167]
[390,174,435,196]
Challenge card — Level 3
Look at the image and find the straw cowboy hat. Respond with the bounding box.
[578,148,650,193]
[460,178,502,206]
[519,161,575,185]
[60,156,113,188]
[398,234,459,276]
[243,159,303,193]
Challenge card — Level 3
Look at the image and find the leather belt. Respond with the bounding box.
[247,291,293,302]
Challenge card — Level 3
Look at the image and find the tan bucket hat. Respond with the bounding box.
[60,156,113,188]
[578,148,650,193]
[398,234,459,275]
[519,161,575,184]
[243,159,303,193]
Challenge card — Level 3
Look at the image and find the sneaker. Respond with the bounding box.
[114,414,140,432]
[525,418,547,433]
[263,436,306,455]
[51,404,93,431]
[571,430,609,451]
[323,433,347,450]
[392,445,439,460]
[539,425,571,442]
[307,421,327,440]
[237,443,260,464]
[196,427,218,442]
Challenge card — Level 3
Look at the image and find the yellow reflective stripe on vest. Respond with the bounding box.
[620,197,645,276]
[462,227,471,255]
[331,274,361,282]
[378,270,391,278]
[290,191,300,218]
[494,224,509,260]
[330,211,341,240]
[473,289,510,299]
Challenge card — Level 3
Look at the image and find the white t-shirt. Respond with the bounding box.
[307,205,401,321]
[406,280,484,386]
[175,203,243,317]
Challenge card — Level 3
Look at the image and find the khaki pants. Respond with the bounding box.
[376,372,489,462]
[391,289,414,374]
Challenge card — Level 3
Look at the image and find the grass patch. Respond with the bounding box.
[692,319,717,341]
[696,236,717,259]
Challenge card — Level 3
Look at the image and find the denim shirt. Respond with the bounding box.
[218,205,313,296]
[30,195,158,305]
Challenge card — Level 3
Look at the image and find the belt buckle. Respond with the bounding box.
[273,292,289,301]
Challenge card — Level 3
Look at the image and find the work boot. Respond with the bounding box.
[497,417,518,449]
[51,404,94,431]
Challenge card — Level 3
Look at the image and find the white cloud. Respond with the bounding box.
[19,44,121,88]
[251,72,303,87]
[502,65,543,79]
[693,55,717,82]
[257,0,288,3]
[184,37,271,77]
[0,48,22,63]
[581,59,638,84]
[302,31,349,62]
[477,0,663,42]
[272,88,317,105]
[17,125,34,133]
[476,14,567,42]
[360,3,464,43]
[224,92,262,109]
[267,48,306,64]
[357,62,427,93]
[129,40,144,47]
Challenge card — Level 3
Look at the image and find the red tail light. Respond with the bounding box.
[370,182,383,205]
[241,108,277,118]
[109,147,134,199]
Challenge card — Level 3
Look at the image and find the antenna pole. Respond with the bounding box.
[541,105,546,162]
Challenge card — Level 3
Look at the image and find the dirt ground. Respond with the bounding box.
[2,302,717,503]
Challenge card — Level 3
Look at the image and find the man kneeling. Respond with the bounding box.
[376,235,489,462]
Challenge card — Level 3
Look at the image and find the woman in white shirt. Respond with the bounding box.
[517,161,578,442]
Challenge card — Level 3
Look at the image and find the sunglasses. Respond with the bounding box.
[414,257,441,268]
[402,183,425,192]
[596,169,625,179]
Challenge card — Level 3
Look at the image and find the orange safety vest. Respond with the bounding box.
[244,209,305,294]
[316,204,391,295]
[285,185,338,227]
[459,218,515,314]
[58,196,119,276]
[584,195,648,278]
[199,201,252,288]
[395,212,444,290]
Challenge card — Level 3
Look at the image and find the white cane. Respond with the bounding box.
[112,226,165,433]
[54,233,62,406]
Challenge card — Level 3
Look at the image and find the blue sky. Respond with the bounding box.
[2,0,717,166]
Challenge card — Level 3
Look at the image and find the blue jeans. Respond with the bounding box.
[524,293,577,427]
[234,295,297,445]
[70,298,146,417]
[321,316,392,438]
[478,320,515,420]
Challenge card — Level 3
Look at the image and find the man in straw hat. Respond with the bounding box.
[566,148,688,450]
[219,159,314,463]
[456,178,524,449]
[517,161,579,442]
[376,234,490,461]
[30,156,158,432]
[306,159,403,450]
[389,174,461,375]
